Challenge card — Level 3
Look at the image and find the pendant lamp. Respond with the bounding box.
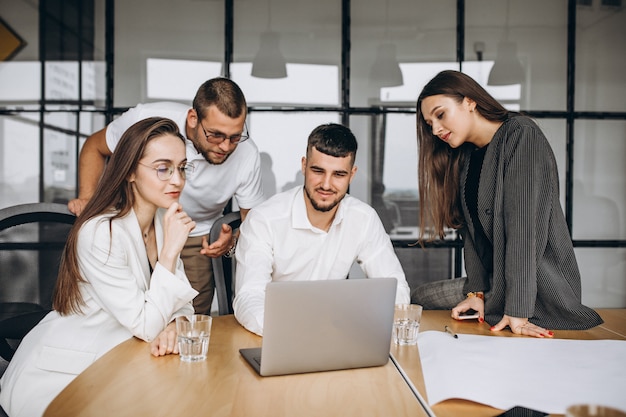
[370,0,403,88]
[487,0,525,86]
[251,0,287,79]
[370,43,403,87]
[488,41,525,85]
[252,31,287,78]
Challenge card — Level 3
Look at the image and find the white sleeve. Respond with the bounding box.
[105,105,146,152]
[234,141,266,210]
[357,212,411,305]
[232,210,274,335]
[77,218,198,342]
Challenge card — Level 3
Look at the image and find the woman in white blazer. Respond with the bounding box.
[0,117,199,417]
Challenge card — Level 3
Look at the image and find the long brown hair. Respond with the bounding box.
[53,117,185,315]
[416,70,510,243]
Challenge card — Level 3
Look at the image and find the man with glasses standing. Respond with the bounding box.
[68,77,265,315]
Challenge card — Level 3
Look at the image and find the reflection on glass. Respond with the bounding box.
[378,62,521,110]
[0,61,105,106]
[573,120,625,240]
[576,4,626,112]
[575,248,626,308]
[247,113,340,198]
[146,59,222,101]
[467,0,568,111]
[0,115,40,208]
[42,122,77,204]
[232,63,339,106]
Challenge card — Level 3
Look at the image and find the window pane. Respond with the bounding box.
[247,112,341,200]
[573,120,626,240]
[114,0,223,107]
[45,62,81,104]
[351,0,456,108]
[536,119,567,208]
[0,114,40,208]
[466,0,568,111]
[233,0,341,105]
[576,4,626,112]
[576,248,626,308]
[43,113,78,203]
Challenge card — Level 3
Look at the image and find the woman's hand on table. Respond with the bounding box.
[490,315,554,338]
[150,321,179,357]
[451,296,485,323]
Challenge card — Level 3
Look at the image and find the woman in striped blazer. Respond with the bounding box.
[411,70,603,337]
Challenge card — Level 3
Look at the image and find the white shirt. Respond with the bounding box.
[233,186,411,335]
[105,102,265,237]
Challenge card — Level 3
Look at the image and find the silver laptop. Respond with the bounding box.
[239,278,397,377]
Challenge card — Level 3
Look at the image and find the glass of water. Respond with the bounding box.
[392,304,423,345]
[176,314,212,362]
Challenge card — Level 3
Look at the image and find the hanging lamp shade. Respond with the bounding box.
[487,41,525,86]
[251,31,287,79]
[369,43,404,88]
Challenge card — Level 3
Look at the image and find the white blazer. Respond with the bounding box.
[0,208,198,417]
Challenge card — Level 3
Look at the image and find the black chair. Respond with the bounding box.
[0,203,75,361]
[209,211,241,316]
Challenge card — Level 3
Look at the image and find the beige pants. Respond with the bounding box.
[180,235,214,315]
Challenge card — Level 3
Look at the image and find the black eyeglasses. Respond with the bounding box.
[138,162,195,181]
[199,123,250,145]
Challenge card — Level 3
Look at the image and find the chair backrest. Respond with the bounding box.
[0,203,75,231]
[0,203,76,361]
[209,211,241,316]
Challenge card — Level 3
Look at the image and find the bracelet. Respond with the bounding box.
[466,292,484,300]
[224,236,237,258]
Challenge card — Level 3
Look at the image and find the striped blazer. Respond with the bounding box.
[460,115,603,330]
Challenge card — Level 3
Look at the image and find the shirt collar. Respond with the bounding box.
[291,187,346,232]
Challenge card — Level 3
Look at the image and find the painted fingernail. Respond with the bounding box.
[479,317,484,323]
[490,326,496,331]
[548,331,554,336]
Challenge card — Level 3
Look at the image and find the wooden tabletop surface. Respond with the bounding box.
[44,314,430,417]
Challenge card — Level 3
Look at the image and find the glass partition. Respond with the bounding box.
[576,3,626,112]
[114,0,223,107]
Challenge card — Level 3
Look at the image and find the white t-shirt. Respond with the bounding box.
[105,102,265,237]
[233,186,411,335]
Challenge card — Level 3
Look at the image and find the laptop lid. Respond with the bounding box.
[240,278,397,376]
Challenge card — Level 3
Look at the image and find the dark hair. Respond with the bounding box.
[306,123,358,164]
[53,117,185,315]
[415,70,511,242]
[192,77,247,121]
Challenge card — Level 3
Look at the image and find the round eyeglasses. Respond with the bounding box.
[199,122,250,145]
[138,162,195,181]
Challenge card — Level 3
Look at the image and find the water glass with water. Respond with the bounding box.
[393,304,423,345]
[176,314,212,362]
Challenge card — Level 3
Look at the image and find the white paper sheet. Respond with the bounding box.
[417,331,626,414]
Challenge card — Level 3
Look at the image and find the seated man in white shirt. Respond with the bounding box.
[233,123,411,335]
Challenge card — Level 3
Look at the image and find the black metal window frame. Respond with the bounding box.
[1,0,623,278]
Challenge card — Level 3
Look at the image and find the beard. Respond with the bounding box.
[201,148,232,165]
[191,135,233,165]
[304,185,345,213]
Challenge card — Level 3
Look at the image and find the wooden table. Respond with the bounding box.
[44,314,430,417]
[390,309,626,417]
